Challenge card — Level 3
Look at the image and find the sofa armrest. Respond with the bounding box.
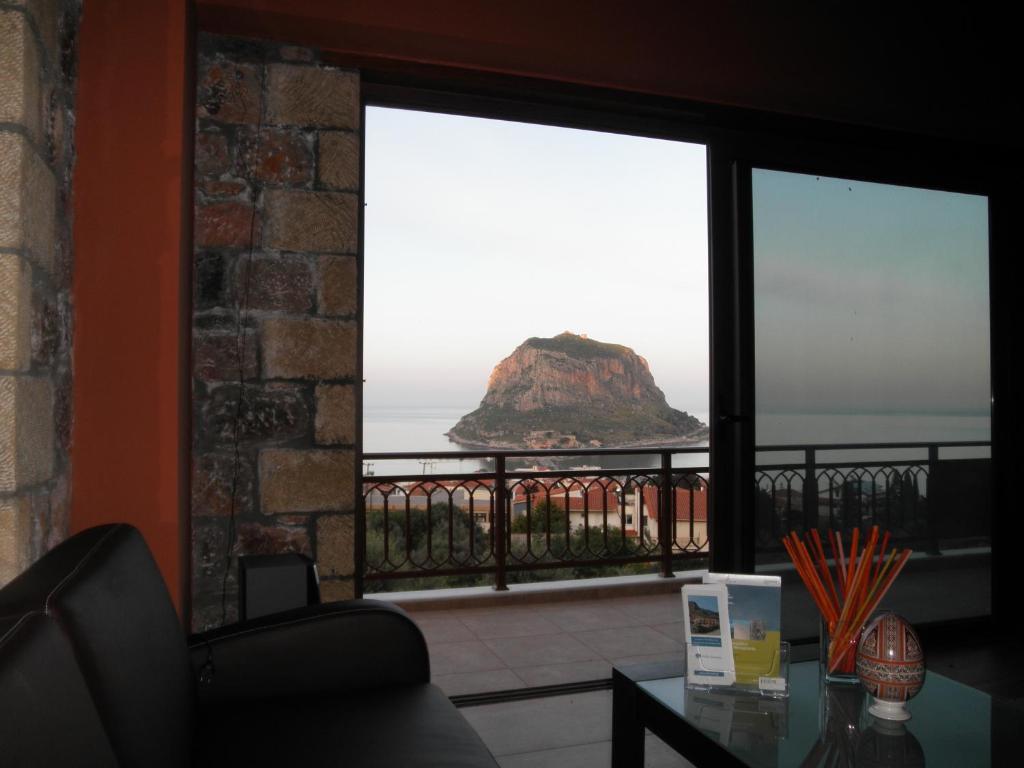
[188,599,429,702]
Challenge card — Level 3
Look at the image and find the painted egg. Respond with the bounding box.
[856,612,925,703]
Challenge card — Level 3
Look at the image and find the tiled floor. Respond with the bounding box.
[461,631,1024,768]
[405,593,686,697]
[382,556,1020,768]
[461,635,1024,768]
[394,553,994,697]
[461,690,692,768]
[394,564,1011,766]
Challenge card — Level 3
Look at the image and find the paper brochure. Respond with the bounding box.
[703,573,782,686]
[681,583,736,686]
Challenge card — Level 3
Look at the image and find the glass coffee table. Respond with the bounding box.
[612,657,1019,767]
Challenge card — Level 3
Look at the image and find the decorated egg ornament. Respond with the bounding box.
[855,612,925,721]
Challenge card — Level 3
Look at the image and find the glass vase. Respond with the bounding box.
[819,616,861,684]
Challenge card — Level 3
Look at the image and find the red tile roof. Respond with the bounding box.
[641,486,708,522]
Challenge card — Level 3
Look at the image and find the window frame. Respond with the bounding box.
[353,64,1012,636]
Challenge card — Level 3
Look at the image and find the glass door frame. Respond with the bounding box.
[355,64,1013,634]
[708,133,1010,633]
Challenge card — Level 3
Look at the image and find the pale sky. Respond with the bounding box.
[363,107,710,415]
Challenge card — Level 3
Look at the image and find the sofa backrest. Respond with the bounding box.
[0,524,195,767]
[0,611,118,767]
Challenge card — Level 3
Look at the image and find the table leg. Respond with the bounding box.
[612,668,645,768]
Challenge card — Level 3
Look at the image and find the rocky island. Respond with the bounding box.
[447,332,708,449]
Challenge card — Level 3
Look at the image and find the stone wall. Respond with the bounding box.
[0,0,79,585]
[191,34,360,630]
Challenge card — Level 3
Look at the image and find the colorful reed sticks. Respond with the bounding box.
[783,525,911,674]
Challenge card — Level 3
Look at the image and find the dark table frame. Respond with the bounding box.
[612,659,764,768]
[614,654,1024,768]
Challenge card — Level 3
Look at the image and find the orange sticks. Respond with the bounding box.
[828,548,911,671]
[784,533,837,625]
[873,531,891,583]
[782,526,912,675]
[829,529,847,598]
[810,529,841,613]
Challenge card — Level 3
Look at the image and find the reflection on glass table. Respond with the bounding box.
[615,659,1011,768]
[684,686,789,760]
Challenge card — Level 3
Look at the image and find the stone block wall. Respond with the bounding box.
[191,34,361,630]
[0,0,79,586]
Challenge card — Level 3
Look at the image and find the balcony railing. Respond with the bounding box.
[359,441,990,591]
[361,447,709,592]
[755,440,991,558]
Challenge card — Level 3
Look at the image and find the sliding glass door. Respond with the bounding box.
[748,167,992,638]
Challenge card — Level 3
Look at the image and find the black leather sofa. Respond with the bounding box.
[0,524,499,767]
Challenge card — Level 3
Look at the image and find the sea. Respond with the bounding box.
[362,407,990,478]
[362,406,710,477]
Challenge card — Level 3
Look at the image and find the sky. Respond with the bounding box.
[753,170,991,418]
[363,109,991,440]
[363,106,710,415]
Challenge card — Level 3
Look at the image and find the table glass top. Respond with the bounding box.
[638,660,1004,767]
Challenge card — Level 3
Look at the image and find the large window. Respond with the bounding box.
[363,107,709,465]
[355,82,1003,633]
[361,105,711,591]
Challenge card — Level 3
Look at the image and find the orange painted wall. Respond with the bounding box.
[71,0,192,615]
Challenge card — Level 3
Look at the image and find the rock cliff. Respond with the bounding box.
[447,332,707,449]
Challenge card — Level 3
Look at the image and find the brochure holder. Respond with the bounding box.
[685,640,791,699]
[683,574,789,699]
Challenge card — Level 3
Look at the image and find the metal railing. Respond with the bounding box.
[360,441,991,591]
[361,447,709,591]
[755,440,991,557]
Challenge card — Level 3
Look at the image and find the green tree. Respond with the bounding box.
[365,502,489,583]
[510,498,570,534]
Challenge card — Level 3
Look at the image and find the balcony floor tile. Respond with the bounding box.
[484,632,601,668]
[429,639,507,676]
[460,690,613,756]
[607,650,686,668]
[402,590,688,697]
[536,602,638,632]
[458,607,564,640]
[416,615,476,643]
[513,659,613,688]
[463,691,692,768]
[649,621,685,643]
[606,594,683,624]
[572,625,684,659]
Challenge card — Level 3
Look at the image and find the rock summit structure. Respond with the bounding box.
[447,332,707,449]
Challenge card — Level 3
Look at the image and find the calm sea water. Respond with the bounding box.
[755,412,991,467]
[362,408,990,478]
[362,406,710,477]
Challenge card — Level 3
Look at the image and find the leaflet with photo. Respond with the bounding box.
[703,572,782,686]
[681,583,736,687]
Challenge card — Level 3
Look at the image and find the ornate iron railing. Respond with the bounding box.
[361,448,709,591]
[755,441,991,557]
[360,441,990,591]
